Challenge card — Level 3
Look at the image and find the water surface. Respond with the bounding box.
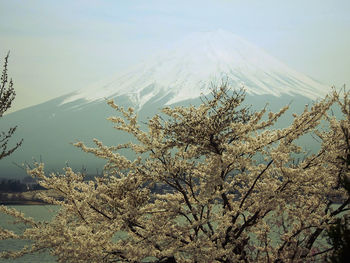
[0,205,58,263]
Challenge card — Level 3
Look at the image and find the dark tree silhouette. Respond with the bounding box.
[326,160,350,262]
[0,52,22,160]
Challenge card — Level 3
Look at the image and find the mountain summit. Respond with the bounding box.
[61,29,327,109]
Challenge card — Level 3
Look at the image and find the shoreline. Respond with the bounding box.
[0,189,61,205]
[0,200,47,205]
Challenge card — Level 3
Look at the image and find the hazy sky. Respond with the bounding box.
[1,0,349,113]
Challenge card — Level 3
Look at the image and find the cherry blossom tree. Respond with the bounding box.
[0,85,349,263]
[322,91,350,263]
[0,52,22,160]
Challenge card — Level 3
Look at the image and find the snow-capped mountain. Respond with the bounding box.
[0,30,330,178]
[60,29,327,109]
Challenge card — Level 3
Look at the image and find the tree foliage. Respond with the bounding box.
[0,179,27,192]
[0,52,22,160]
[0,85,349,262]
[324,94,350,263]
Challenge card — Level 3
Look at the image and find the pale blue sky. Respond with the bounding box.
[1,0,349,112]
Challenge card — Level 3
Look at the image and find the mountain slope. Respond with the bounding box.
[0,30,330,178]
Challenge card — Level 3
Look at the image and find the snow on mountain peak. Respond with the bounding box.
[61,29,328,108]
